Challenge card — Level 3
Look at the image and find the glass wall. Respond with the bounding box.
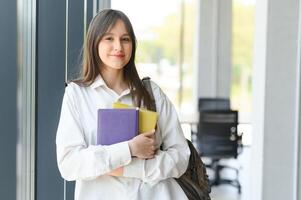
[231,0,255,123]
[231,0,255,146]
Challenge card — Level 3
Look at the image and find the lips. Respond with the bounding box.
[111,54,125,58]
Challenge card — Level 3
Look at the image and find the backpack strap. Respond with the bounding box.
[142,78,211,199]
[142,77,156,112]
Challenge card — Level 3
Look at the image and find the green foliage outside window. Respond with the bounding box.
[231,0,255,114]
[123,0,255,116]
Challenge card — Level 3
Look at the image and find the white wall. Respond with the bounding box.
[196,0,232,98]
[252,0,301,199]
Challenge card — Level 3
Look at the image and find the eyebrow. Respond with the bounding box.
[103,33,130,37]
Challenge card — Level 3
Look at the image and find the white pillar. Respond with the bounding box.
[195,0,232,98]
[98,0,110,10]
[252,0,301,199]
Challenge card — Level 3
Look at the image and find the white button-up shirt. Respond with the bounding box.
[56,75,190,200]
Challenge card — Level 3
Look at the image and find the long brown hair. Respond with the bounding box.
[74,9,154,110]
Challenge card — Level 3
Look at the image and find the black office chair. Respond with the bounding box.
[198,98,230,111]
[192,97,231,149]
[192,98,242,193]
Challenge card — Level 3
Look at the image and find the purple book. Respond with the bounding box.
[97,108,139,145]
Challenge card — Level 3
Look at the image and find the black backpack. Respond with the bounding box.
[142,77,211,200]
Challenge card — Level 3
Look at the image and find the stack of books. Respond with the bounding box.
[97,102,157,145]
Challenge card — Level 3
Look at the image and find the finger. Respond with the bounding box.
[145,138,155,147]
[150,149,155,156]
[146,154,154,159]
[148,134,155,139]
[148,138,156,145]
[142,129,155,137]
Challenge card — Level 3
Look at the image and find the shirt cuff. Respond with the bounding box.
[123,157,144,179]
[106,141,132,168]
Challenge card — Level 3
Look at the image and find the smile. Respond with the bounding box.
[111,54,125,58]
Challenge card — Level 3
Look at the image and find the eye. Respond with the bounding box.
[122,37,131,42]
[104,37,113,41]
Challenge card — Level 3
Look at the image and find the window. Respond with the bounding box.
[232,0,255,145]
[112,0,197,114]
[231,0,255,123]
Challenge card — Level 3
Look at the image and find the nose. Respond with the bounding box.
[114,40,122,51]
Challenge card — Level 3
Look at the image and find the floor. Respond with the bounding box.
[208,146,251,200]
[181,123,252,200]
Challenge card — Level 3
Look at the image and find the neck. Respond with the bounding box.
[100,68,128,94]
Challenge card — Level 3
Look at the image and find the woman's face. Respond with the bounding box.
[98,19,132,71]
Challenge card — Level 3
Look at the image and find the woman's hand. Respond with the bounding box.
[128,129,156,159]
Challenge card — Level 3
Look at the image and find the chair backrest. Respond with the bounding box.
[198,98,230,111]
[197,110,238,159]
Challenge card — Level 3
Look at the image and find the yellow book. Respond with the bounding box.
[113,102,157,133]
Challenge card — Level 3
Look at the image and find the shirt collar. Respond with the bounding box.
[90,75,131,97]
[90,75,106,89]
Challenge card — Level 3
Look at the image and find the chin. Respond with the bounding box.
[111,65,126,70]
[111,62,128,69]
[102,61,129,70]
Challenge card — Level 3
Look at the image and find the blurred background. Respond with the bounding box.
[1,0,300,200]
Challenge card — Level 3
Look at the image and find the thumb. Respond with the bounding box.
[142,129,155,137]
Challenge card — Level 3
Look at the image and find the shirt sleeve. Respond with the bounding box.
[56,85,132,181]
[122,83,190,185]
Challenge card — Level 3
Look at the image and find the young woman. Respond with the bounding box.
[56,9,190,200]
